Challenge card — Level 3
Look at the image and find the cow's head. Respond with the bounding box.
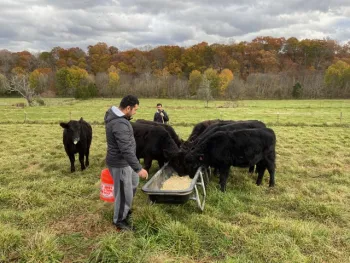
[164,150,191,176]
[183,152,205,178]
[60,118,83,145]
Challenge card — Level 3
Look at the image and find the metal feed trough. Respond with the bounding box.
[142,164,208,211]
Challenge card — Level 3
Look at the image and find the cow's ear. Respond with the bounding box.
[60,122,68,129]
[199,154,204,161]
[79,117,83,122]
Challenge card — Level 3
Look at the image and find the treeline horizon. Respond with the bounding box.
[1,36,350,102]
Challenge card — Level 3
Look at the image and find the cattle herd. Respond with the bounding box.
[60,118,276,192]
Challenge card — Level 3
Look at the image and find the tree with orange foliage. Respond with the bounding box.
[108,65,120,96]
[218,69,234,96]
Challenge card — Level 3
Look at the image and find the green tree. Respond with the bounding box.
[188,70,202,96]
[203,68,220,96]
[29,69,50,94]
[55,67,89,96]
[197,76,213,107]
[292,82,303,99]
[55,67,70,96]
[325,60,350,88]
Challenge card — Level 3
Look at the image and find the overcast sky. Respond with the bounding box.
[1,0,350,53]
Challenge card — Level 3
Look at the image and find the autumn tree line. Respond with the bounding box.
[1,36,350,105]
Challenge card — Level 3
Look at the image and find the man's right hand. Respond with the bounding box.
[138,168,148,179]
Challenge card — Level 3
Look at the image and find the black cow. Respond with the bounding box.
[182,119,234,150]
[186,120,267,174]
[60,117,92,172]
[135,119,183,147]
[183,128,276,192]
[132,122,179,172]
[186,120,266,150]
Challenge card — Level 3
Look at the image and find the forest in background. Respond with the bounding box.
[1,36,350,105]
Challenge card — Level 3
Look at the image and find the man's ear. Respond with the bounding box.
[60,122,68,129]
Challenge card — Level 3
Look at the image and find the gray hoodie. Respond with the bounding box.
[104,106,142,172]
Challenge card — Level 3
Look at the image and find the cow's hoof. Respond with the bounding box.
[71,169,75,173]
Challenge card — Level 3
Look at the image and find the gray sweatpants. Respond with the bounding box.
[108,166,139,224]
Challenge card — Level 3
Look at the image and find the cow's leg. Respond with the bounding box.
[255,160,266,186]
[248,165,255,174]
[79,151,86,171]
[266,156,276,187]
[85,147,90,168]
[218,167,230,192]
[143,157,153,173]
[69,154,75,173]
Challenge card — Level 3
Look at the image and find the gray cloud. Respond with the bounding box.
[0,0,349,52]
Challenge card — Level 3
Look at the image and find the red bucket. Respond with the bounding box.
[100,168,115,202]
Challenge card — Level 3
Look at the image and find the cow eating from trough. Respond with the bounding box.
[135,119,183,147]
[171,120,267,176]
[132,122,180,173]
[60,117,92,172]
[181,128,276,192]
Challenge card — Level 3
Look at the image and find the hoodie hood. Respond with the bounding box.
[104,106,126,124]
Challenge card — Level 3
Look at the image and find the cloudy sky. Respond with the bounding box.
[1,0,350,52]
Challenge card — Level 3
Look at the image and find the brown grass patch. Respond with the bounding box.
[50,213,111,238]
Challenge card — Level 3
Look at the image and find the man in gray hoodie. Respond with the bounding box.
[104,95,148,231]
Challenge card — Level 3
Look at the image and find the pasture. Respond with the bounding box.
[0,98,349,262]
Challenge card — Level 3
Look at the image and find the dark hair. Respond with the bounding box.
[157,103,162,107]
[120,95,139,109]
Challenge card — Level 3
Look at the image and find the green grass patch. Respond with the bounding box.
[0,98,349,262]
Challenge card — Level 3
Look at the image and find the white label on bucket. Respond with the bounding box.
[101,183,114,198]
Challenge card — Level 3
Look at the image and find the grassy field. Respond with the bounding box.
[0,98,349,262]
[1,98,349,126]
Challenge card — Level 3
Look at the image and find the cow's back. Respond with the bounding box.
[135,119,182,147]
[194,120,266,146]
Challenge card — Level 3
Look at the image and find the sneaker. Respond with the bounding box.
[114,220,134,232]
